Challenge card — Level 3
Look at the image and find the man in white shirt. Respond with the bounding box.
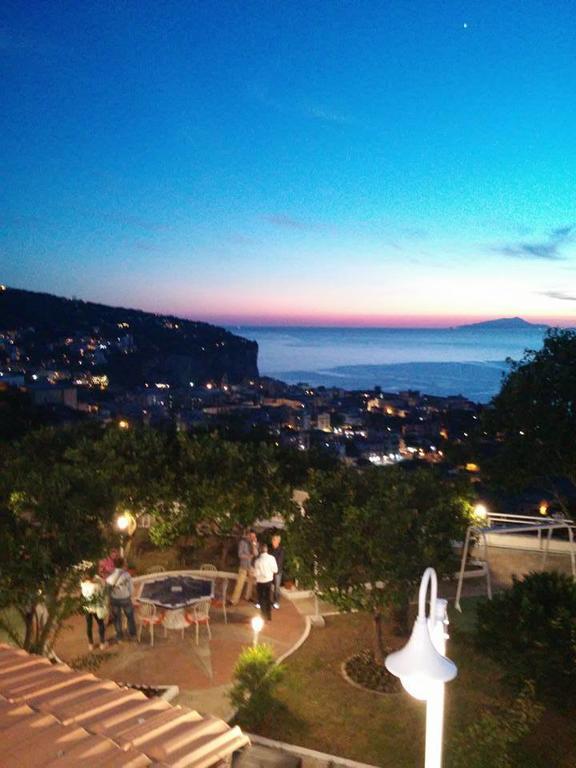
[253,544,278,621]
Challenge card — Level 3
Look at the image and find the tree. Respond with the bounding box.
[287,465,472,663]
[483,328,576,494]
[150,434,296,565]
[0,427,113,654]
[75,423,180,523]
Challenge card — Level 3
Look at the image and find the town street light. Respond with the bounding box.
[251,615,264,647]
[385,568,457,768]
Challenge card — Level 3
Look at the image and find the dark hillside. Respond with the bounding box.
[0,286,258,386]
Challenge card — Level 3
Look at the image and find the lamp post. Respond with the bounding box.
[385,568,457,768]
[251,615,264,647]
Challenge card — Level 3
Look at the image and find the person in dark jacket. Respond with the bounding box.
[270,533,285,609]
[106,556,137,642]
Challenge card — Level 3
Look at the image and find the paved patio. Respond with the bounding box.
[54,597,307,720]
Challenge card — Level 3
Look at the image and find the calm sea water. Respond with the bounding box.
[230,326,550,403]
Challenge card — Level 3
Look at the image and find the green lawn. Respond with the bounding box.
[253,605,576,768]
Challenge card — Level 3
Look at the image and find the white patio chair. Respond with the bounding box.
[136,603,164,647]
[146,565,166,574]
[162,608,189,640]
[186,599,212,645]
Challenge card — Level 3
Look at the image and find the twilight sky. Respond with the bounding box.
[2,0,576,326]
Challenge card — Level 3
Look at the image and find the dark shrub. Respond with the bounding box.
[229,644,285,730]
[447,681,543,768]
[476,571,576,705]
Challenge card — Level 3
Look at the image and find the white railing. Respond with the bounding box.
[455,512,576,611]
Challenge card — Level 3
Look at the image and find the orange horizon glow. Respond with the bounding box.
[182,311,576,328]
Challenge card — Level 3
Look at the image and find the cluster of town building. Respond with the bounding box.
[0,320,481,467]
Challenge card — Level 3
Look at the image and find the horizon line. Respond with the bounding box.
[4,284,575,330]
[195,316,574,329]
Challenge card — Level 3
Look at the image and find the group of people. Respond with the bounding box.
[80,553,137,650]
[81,531,285,648]
[230,530,284,621]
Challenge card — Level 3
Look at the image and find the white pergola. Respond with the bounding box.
[455,511,576,611]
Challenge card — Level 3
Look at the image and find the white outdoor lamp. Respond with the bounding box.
[385,568,457,768]
[116,513,130,532]
[473,502,488,521]
[251,615,264,647]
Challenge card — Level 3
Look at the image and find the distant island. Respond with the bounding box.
[456,317,549,331]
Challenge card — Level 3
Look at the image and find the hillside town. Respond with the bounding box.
[1,286,481,468]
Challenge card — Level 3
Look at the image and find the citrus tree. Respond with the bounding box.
[0,427,113,653]
[288,465,472,663]
[149,433,296,564]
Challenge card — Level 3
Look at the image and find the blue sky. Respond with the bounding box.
[2,0,576,325]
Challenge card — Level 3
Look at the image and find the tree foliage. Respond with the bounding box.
[149,433,296,550]
[74,424,179,521]
[0,427,113,653]
[483,328,576,492]
[287,465,472,661]
[476,571,576,706]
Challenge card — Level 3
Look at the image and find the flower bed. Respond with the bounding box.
[343,649,401,694]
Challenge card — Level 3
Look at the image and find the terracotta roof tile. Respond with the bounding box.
[167,726,249,768]
[89,698,174,739]
[62,687,147,725]
[0,644,249,767]
[117,708,204,749]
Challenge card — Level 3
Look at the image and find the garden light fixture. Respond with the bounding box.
[473,502,488,521]
[385,568,457,768]
[251,615,264,647]
[116,513,130,531]
[114,511,136,555]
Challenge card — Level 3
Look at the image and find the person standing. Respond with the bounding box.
[244,530,259,602]
[80,565,108,650]
[230,529,256,606]
[254,544,278,621]
[99,548,119,579]
[106,556,137,642]
[270,534,285,609]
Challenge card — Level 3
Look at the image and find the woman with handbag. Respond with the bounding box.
[80,565,108,650]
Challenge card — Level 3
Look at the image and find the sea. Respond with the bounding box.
[229,326,551,403]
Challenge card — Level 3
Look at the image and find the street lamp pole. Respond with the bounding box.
[385,568,457,768]
[426,597,449,768]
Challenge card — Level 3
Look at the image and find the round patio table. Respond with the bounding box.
[138,575,214,609]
